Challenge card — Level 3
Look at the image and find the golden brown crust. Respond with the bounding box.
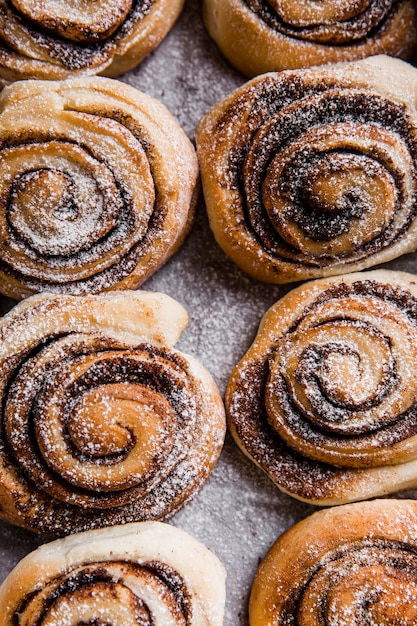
[0,291,226,536]
[0,0,185,81]
[0,77,198,299]
[250,499,417,626]
[203,0,417,76]
[0,521,226,625]
[197,56,417,284]
[227,269,417,505]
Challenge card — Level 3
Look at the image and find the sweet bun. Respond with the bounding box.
[0,290,226,535]
[250,499,417,625]
[203,0,417,76]
[0,0,185,80]
[197,56,417,283]
[0,76,198,299]
[227,270,417,505]
[0,521,226,625]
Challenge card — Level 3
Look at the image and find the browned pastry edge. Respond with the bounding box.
[0,291,226,536]
[0,0,185,80]
[227,269,417,505]
[0,76,198,299]
[203,0,417,76]
[197,55,417,284]
[250,499,417,626]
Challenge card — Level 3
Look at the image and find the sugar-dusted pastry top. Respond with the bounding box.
[227,269,417,505]
[0,0,185,80]
[0,76,198,299]
[250,499,417,625]
[0,290,226,536]
[0,521,226,625]
[203,0,417,76]
[197,55,417,284]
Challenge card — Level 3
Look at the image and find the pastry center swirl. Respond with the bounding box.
[241,89,417,265]
[8,164,119,257]
[3,335,193,507]
[245,0,395,44]
[288,540,417,626]
[264,282,417,467]
[0,123,155,286]
[268,0,374,25]
[15,561,191,625]
[11,0,134,42]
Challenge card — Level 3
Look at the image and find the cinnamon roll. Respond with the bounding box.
[0,521,226,625]
[0,0,185,81]
[203,0,417,76]
[197,55,417,284]
[0,290,226,536]
[0,77,198,300]
[227,269,417,505]
[250,499,417,626]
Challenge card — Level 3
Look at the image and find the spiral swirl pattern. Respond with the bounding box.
[0,521,226,625]
[197,56,417,284]
[250,500,417,626]
[203,0,417,75]
[0,291,225,535]
[0,0,185,80]
[248,0,404,44]
[0,77,198,299]
[226,270,417,504]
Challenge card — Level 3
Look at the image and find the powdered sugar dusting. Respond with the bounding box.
[0,76,197,297]
[0,292,225,538]
[0,0,169,78]
[2,3,417,626]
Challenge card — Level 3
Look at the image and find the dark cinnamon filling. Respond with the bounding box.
[243,0,400,46]
[0,0,156,70]
[16,560,191,625]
